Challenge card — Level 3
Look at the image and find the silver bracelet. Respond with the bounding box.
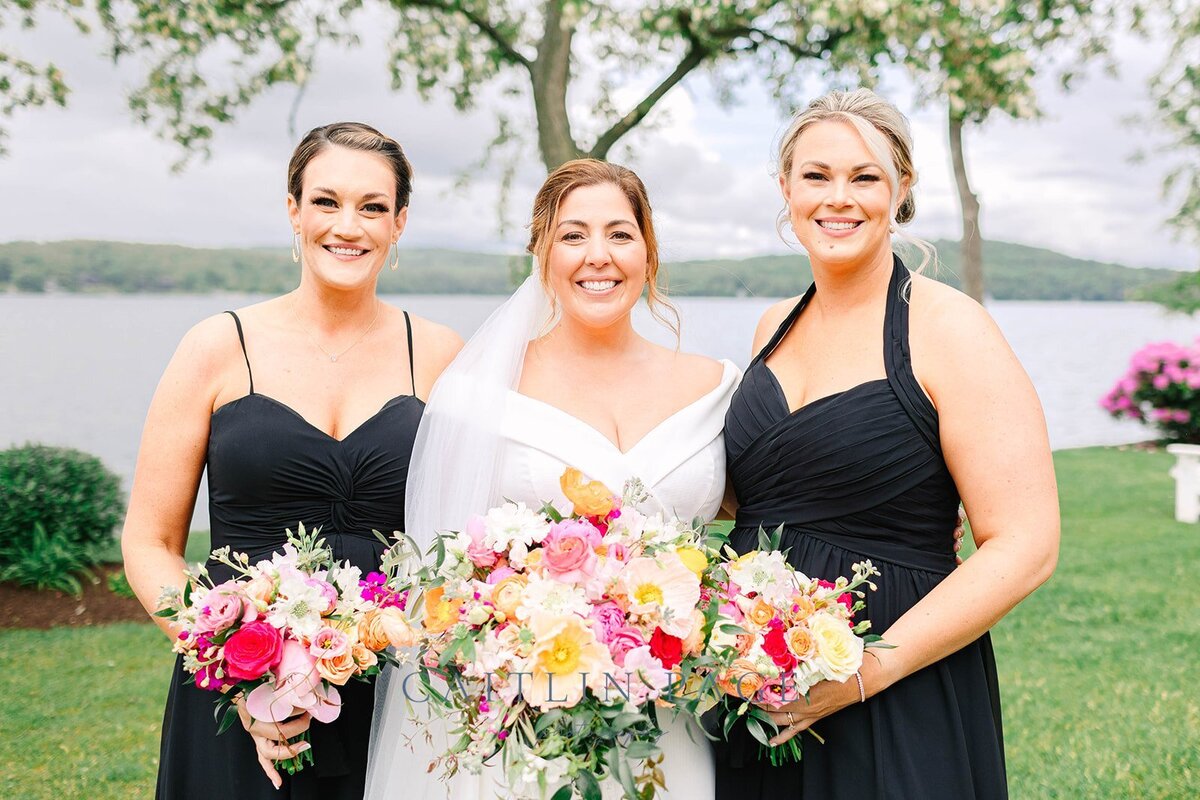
[854,671,866,703]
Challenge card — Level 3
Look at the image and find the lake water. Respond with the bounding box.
[2,293,1196,530]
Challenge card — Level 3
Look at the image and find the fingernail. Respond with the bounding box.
[297,743,311,752]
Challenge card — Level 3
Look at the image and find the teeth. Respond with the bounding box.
[819,221,859,230]
[580,280,617,292]
[328,246,367,256]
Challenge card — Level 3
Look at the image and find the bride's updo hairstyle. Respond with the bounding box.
[288,122,413,210]
[776,88,936,272]
[527,158,679,337]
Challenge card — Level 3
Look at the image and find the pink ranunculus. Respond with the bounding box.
[223,620,285,681]
[486,566,517,585]
[245,640,341,723]
[541,519,601,582]
[194,583,246,634]
[607,625,647,667]
[590,601,626,644]
[466,516,500,568]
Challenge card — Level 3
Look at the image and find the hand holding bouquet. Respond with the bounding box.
[156,524,413,774]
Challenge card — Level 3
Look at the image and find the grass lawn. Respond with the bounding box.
[1,449,1197,798]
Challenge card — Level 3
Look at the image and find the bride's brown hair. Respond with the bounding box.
[527,159,679,337]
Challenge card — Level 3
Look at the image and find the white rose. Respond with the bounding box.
[809,614,865,681]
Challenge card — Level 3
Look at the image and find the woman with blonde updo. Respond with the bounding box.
[714,89,1058,797]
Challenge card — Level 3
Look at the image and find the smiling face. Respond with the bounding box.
[286,145,407,291]
[545,182,648,331]
[780,120,906,272]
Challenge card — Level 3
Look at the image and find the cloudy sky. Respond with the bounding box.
[1,9,1194,271]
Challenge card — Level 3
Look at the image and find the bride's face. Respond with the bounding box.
[545,183,648,331]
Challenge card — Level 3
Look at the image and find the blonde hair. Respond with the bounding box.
[287,122,413,209]
[776,88,936,272]
[526,158,679,337]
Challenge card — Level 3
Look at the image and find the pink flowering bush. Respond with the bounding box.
[1102,340,1200,443]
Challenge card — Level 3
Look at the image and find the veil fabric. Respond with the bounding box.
[365,274,550,799]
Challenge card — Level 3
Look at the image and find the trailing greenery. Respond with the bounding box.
[1,448,1197,798]
[0,444,125,572]
[0,238,1183,301]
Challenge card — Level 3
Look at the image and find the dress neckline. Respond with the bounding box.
[508,359,738,456]
[212,392,424,444]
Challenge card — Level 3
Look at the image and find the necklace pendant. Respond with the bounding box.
[330,354,339,362]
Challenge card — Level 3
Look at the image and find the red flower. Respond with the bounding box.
[223,621,284,681]
[649,627,684,670]
[762,624,797,671]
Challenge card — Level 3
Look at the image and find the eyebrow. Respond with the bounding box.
[555,218,636,229]
[310,187,389,201]
[799,161,882,172]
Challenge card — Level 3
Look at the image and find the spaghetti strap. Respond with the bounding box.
[223,310,254,395]
[751,282,817,367]
[402,310,415,395]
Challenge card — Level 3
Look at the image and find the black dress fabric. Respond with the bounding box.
[156,311,424,800]
[715,256,1006,799]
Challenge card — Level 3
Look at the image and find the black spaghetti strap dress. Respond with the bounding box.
[714,256,1006,799]
[155,310,425,800]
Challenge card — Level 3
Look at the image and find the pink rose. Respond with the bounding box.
[466,516,500,568]
[223,620,284,681]
[607,625,647,667]
[590,602,626,644]
[195,583,246,634]
[486,566,517,585]
[541,519,601,583]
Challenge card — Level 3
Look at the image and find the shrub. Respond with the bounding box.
[107,569,136,599]
[0,444,125,570]
[0,523,96,596]
[1101,341,1200,443]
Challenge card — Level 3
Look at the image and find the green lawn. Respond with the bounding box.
[1,449,1197,798]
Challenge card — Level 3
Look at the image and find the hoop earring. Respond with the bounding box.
[389,242,400,271]
[291,233,300,263]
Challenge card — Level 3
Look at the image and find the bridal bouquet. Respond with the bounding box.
[706,528,885,764]
[155,524,410,774]
[384,468,727,800]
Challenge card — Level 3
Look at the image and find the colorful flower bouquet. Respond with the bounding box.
[155,524,413,774]
[705,528,885,765]
[383,469,728,800]
[1102,339,1200,443]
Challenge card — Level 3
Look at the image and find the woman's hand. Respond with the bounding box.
[756,676,863,747]
[235,697,312,789]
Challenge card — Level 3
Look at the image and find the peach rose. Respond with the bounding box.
[423,586,464,635]
[315,650,357,685]
[790,595,816,622]
[717,659,766,700]
[378,607,419,648]
[560,467,615,518]
[745,597,776,630]
[785,625,815,659]
[681,609,707,656]
[491,574,528,620]
[352,641,378,670]
[357,609,391,652]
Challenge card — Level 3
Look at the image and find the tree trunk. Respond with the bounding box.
[948,111,985,303]
[530,0,583,171]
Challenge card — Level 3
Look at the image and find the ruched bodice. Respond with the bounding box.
[156,311,423,800]
[727,254,960,575]
[714,257,1006,800]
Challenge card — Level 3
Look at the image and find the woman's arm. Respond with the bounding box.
[768,284,1059,741]
[121,316,230,638]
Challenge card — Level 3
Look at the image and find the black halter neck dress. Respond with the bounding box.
[715,256,1006,799]
[155,311,424,800]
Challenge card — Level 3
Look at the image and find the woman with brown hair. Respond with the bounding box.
[122,122,462,799]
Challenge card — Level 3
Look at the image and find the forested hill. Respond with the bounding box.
[0,239,1183,300]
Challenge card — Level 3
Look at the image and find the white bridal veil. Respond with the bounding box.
[364,274,550,799]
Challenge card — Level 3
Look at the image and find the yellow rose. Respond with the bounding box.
[423,586,463,635]
[316,650,357,685]
[785,625,815,659]
[378,606,419,648]
[357,609,392,652]
[675,547,707,579]
[560,467,615,517]
[809,614,865,680]
[491,574,528,620]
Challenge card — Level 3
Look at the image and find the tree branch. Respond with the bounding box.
[400,0,532,69]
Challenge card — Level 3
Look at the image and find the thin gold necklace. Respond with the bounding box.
[297,299,382,363]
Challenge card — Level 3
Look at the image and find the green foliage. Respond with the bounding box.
[0,1,85,155]
[107,569,135,599]
[0,238,1182,300]
[0,522,98,596]
[1147,1,1200,246]
[0,443,125,570]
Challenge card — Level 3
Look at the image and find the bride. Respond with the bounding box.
[365,158,738,799]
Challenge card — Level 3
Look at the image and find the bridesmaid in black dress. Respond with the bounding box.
[121,123,463,799]
[715,89,1059,799]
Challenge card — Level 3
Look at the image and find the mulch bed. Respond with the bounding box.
[0,564,151,630]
